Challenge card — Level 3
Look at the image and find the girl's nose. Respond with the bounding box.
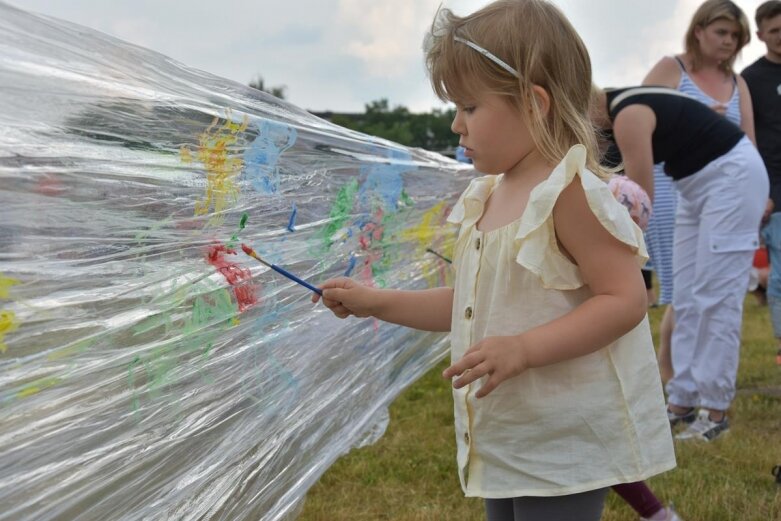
[451,111,465,135]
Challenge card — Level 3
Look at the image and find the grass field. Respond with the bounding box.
[299,296,781,521]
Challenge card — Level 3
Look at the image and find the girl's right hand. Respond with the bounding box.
[312,277,378,319]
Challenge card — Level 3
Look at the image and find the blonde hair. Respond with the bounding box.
[424,0,607,178]
[684,0,751,73]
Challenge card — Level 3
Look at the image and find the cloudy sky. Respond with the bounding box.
[11,0,770,112]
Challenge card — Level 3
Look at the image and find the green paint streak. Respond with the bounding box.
[227,212,250,249]
[128,356,142,413]
[399,189,414,208]
[322,179,359,248]
[183,289,236,337]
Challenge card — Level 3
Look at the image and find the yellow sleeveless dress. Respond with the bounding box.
[447,145,675,498]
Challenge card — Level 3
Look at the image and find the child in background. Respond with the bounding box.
[607,175,684,521]
[314,1,675,519]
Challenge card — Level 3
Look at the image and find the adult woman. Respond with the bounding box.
[592,85,767,442]
[642,0,753,387]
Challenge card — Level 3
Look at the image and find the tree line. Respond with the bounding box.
[249,77,458,153]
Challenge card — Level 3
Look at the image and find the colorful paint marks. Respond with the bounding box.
[182,112,249,221]
[226,212,250,250]
[286,203,297,232]
[0,274,20,353]
[243,119,298,194]
[358,147,413,211]
[128,282,240,414]
[0,274,19,299]
[321,179,359,249]
[205,243,258,312]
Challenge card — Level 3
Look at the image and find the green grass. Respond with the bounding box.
[299,297,781,520]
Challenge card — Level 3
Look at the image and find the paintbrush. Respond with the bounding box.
[241,243,323,296]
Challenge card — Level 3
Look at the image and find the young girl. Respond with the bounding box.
[314,1,676,519]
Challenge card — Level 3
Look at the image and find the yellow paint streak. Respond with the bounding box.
[400,202,447,255]
[0,310,19,353]
[47,337,96,361]
[0,274,20,299]
[183,113,249,220]
[17,377,61,398]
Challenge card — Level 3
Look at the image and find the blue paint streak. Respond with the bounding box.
[358,147,416,212]
[243,119,298,194]
[287,203,297,232]
[344,255,357,277]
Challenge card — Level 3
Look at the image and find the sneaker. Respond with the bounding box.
[667,406,696,427]
[675,410,729,441]
[640,503,683,521]
[640,503,685,521]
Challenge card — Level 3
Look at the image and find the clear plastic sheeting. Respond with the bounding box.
[0,3,471,520]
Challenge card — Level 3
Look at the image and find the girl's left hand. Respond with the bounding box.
[442,335,530,398]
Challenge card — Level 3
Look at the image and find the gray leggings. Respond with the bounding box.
[484,488,608,521]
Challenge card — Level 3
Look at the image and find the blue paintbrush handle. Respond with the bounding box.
[271,264,323,295]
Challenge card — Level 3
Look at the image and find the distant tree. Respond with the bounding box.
[248,76,286,100]
[329,98,457,152]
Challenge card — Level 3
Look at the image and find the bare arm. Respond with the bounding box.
[613,105,657,201]
[736,75,756,145]
[313,278,453,332]
[642,56,681,88]
[443,178,648,397]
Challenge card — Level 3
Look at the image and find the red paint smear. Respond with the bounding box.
[35,174,66,197]
[205,243,259,312]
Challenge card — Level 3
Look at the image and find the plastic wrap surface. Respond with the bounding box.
[0,4,472,520]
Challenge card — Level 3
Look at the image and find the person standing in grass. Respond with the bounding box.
[642,0,755,385]
[314,2,675,519]
[742,0,781,366]
[591,85,768,442]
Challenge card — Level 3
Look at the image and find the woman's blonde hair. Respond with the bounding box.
[684,0,751,73]
[424,0,606,178]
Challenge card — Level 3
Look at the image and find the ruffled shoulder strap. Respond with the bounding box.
[514,145,648,290]
[447,174,498,240]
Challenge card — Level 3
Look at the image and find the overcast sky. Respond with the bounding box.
[11,0,770,112]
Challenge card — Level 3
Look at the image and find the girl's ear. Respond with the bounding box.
[531,85,551,117]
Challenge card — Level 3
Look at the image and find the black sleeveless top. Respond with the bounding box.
[606,87,744,180]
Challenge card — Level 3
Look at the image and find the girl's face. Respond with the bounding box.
[695,19,741,62]
[450,92,535,176]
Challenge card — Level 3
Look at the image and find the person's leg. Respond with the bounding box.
[651,168,677,306]
[665,190,700,414]
[657,305,674,384]
[511,488,609,521]
[642,268,656,306]
[674,140,767,438]
[612,481,665,519]
[763,215,781,364]
[485,498,515,521]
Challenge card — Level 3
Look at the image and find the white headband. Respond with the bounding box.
[453,36,520,78]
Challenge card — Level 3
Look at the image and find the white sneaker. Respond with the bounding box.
[640,503,684,521]
[675,410,729,441]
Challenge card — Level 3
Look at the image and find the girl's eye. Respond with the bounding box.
[462,106,476,114]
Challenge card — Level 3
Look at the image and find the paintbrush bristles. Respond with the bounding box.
[241,243,272,268]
